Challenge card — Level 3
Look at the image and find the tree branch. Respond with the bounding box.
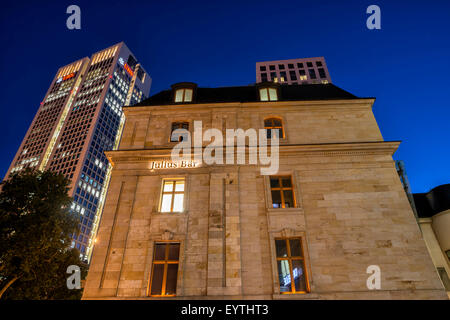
[0,276,19,299]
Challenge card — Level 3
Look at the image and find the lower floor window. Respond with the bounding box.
[275,237,309,294]
[149,242,180,296]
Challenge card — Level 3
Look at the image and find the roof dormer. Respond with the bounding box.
[171,82,197,103]
[256,82,280,102]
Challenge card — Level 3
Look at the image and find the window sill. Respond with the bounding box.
[267,207,303,214]
[151,210,188,216]
[272,292,319,300]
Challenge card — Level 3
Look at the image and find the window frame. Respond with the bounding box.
[148,241,180,297]
[159,178,186,213]
[264,117,285,139]
[169,121,190,142]
[275,237,310,294]
[174,88,193,103]
[259,87,278,102]
[269,175,296,208]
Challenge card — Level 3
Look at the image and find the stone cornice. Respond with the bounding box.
[105,141,400,166]
[123,98,376,116]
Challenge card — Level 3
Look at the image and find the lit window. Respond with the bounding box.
[275,238,309,294]
[264,118,284,139]
[149,242,180,296]
[160,179,185,213]
[170,122,189,142]
[270,176,295,208]
[259,88,278,101]
[174,89,193,103]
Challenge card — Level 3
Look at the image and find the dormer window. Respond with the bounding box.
[174,88,193,103]
[171,82,197,103]
[259,87,278,101]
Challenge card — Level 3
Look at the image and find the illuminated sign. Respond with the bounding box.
[56,77,62,83]
[150,160,198,170]
[63,72,75,81]
[124,63,134,77]
[118,57,124,66]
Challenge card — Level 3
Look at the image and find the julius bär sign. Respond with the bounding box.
[150,160,198,170]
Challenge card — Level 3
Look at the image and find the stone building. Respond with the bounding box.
[414,184,450,298]
[82,82,448,299]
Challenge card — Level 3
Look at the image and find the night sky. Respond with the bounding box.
[1,0,449,193]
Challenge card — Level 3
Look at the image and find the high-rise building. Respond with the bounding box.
[395,160,419,219]
[4,42,151,261]
[82,81,447,299]
[256,57,331,85]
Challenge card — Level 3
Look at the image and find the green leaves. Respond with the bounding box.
[0,168,87,299]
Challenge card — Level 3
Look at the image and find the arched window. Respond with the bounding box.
[264,118,284,139]
[170,122,189,142]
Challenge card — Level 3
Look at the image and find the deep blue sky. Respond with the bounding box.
[0,0,449,193]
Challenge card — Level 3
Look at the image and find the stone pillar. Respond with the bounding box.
[207,171,242,296]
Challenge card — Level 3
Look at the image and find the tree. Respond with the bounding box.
[0,168,87,299]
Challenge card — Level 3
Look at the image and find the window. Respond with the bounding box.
[174,88,193,102]
[437,267,450,291]
[297,63,304,69]
[170,122,189,142]
[308,69,316,79]
[270,72,277,81]
[160,179,185,212]
[280,71,287,82]
[316,61,323,67]
[278,64,285,70]
[260,66,266,71]
[275,238,309,294]
[318,68,326,78]
[264,118,284,138]
[289,71,297,81]
[288,63,294,69]
[270,175,295,208]
[306,62,313,67]
[269,65,275,71]
[261,73,268,82]
[149,242,180,296]
[259,88,278,101]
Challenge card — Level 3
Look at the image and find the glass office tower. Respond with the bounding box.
[4,42,151,261]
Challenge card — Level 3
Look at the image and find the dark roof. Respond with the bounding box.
[413,184,450,218]
[132,83,364,107]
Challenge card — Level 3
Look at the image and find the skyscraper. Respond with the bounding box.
[256,57,331,85]
[4,42,151,261]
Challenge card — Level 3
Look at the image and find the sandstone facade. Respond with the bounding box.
[82,94,448,300]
